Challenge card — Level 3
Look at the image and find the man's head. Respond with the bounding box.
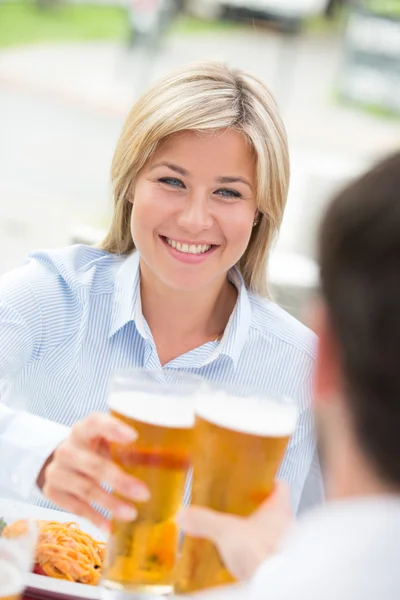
[314,152,400,496]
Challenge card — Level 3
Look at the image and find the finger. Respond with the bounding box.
[178,506,241,541]
[44,487,111,533]
[270,481,291,506]
[179,508,258,581]
[44,467,137,521]
[71,413,137,447]
[252,481,292,521]
[50,446,150,502]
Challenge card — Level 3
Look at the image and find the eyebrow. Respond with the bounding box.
[150,162,253,190]
[150,162,188,176]
[216,176,253,190]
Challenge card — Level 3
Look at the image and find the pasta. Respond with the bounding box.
[2,519,106,586]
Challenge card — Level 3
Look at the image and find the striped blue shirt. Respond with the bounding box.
[0,245,318,512]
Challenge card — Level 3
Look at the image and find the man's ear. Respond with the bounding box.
[311,299,342,408]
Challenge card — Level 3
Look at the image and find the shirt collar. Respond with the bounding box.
[109,252,252,369]
[109,251,145,338]
[201,268,252,370]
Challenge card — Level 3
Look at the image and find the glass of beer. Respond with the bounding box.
[175,391,298,593]
[101,369,205,597]
[0,520,37,600]
[0,561,23,600]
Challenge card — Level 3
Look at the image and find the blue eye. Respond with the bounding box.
[216,188,242,199]
[158,177,185,188]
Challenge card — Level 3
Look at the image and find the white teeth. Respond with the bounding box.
[165,238,211,255]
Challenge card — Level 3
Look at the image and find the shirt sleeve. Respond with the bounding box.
[277,360,323,514]
[0,404,69,501]
[0,265,67,501]
[0,268,43,378]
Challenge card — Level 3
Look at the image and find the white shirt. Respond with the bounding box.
[190,496,400,600]
[0,245,319,511]
[251,496,400,600]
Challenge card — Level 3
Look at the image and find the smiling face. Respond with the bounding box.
[130,129,258,293]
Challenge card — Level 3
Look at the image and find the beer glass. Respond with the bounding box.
[0,520,37,600]
[175,392,298,593]
[101,369,205,596]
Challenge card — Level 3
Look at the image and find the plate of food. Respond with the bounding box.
[0,499,107,600]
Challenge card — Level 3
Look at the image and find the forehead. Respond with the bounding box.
[148,129,256,180]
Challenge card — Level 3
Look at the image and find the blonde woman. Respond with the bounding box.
[0,63,318,532]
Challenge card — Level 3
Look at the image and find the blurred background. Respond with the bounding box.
[0,0,399,319]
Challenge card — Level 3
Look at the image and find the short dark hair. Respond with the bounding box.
[319,152,400,487]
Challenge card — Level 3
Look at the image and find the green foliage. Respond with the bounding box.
[0,1,128,47]
[0,1,243,48]
[363,0,400,17]
[0,517,7,534]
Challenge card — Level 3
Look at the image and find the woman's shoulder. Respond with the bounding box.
[29,244,122,293]
[247,292,317,362]
[0,245,122,306]
[28,244,115,276]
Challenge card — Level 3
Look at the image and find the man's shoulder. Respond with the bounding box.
[251,499,400,600]
[248,293,317,363]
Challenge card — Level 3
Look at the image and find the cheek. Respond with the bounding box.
[131,186,171,238]
[222,208,255,250]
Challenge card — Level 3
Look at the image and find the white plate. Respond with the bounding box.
[0,498,106,600]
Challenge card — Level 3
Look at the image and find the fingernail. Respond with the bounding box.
[117,505,137,521]
[130,486,150,502]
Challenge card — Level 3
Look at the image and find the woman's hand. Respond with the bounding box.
[39,413,150,531]
[178,482,293,581]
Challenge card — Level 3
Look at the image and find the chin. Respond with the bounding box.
[163,276,213,293]
[156,265,221,292]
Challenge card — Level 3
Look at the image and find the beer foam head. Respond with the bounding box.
[0,561,23,597]
[196,394,298,437]
[108,391,195,428]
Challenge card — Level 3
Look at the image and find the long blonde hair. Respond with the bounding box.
[100,61,290,296]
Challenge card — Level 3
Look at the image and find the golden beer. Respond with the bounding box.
[175,396,298,593]
[102,370,201,595]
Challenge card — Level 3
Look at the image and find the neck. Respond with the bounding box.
[328,445,395,501]
[322,402,399,502]
[139,260,238,365]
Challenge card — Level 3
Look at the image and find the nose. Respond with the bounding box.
[176,191,214,234]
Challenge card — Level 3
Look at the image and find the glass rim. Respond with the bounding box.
[110,367,208,387]
[108,368,207,428]
[195,393,299,439]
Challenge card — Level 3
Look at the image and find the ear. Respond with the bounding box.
[311,299,342,409]
[252,210,260,228]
